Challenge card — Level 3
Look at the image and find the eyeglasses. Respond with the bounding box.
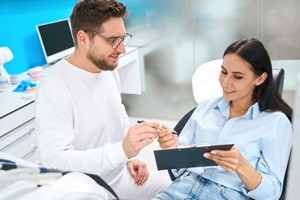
[89,31,132,49]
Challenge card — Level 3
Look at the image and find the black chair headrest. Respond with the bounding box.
[272,68,284,97]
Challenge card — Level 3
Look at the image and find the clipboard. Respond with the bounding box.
[153,144,234,170]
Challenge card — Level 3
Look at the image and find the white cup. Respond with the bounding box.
[10,74,19,85]
[0,76,10,89]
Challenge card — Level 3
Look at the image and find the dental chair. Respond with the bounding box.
[168,59,288,199]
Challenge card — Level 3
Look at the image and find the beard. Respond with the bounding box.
[87,48,118,71]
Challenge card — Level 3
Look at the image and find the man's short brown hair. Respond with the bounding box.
[70,0,128,45]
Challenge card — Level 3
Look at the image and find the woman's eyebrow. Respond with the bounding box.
[221,65,245,75]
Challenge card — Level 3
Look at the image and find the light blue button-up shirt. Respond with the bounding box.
[174,97,292,200]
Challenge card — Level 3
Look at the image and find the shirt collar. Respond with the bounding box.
[214,98,261,120]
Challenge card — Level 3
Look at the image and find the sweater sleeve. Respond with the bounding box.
[35,76,128,183]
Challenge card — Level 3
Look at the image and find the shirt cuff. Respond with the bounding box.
[241,173,277,199]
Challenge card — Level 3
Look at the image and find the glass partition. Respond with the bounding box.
[121,0,300,120]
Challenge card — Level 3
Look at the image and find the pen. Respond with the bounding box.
[137,120,178,136]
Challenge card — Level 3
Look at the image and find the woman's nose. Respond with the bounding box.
[221,76,232,87]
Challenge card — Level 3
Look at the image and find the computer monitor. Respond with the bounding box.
[285,73,300,200]
[36,19,75,64]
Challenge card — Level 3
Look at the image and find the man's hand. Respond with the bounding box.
[122,121,160,159]
[127,159,149,186]
[157,124,178,148]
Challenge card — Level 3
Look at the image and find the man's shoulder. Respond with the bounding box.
[37,60,70,92]
[43,60,70,81]
[48,59,68,73]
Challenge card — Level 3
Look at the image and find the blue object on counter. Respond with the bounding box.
[13,80,37,92]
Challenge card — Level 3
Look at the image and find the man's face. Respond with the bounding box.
[87,17,126,71]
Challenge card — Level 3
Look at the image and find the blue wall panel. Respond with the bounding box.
[0,0,158,74]
[0,0,77,74]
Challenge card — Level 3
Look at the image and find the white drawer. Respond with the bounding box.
[0,119,38,161]
[23,146,40,164]
[0,102,35,137]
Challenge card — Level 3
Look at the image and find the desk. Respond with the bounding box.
[0,47,142,162]
[0,72,38,162]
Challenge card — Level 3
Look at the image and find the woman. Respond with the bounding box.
[155,38,292,200]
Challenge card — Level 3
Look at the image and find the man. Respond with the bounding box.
[35,0,175,199]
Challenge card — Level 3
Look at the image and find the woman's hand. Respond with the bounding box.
[157,124,178,148]
[126,159,149,186]
[203,146,242,172]
[204,146,262,191]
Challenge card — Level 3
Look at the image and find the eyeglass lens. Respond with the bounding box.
[112,34,131,49]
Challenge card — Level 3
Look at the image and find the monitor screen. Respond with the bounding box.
[36,19,75,64]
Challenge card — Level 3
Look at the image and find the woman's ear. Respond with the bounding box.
[255,72,268,86]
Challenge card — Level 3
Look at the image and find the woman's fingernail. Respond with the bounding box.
[203,153,209,158]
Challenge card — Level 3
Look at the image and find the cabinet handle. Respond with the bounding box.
[28,127,35,133]
[0,127,36,150]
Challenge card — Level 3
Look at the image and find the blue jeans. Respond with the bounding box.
[152,171,251,200]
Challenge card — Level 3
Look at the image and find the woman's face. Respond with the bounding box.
[219,53,266,104]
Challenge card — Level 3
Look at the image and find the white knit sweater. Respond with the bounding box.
[35,59,130,184]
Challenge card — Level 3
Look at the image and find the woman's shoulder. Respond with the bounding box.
[260,110,292,126]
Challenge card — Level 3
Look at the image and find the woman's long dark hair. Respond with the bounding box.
[223,38,292,121]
